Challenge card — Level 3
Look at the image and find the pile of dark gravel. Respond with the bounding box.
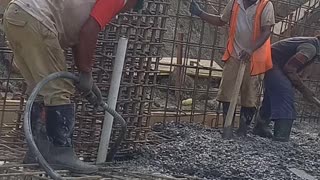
[113,122,320,180]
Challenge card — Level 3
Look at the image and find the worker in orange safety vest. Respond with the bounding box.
[189,0,275,136]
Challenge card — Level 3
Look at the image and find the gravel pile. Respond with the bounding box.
[113,122,320,180]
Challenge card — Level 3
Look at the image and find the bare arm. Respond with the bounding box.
[71,17,103,104]
[189,0,228,27]
[284,43,317,91]
[283,53,309,93]
[283,48,320,106]
[71,16,101,98]
[252,25,272,52]
[239,25,272,60]
[199,12,226,26]
[74,17,100,73]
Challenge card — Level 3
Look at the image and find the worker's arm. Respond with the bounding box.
[252,25,272,52]
[73,17,100,74]
[189,1,227,27]
[240,1,275,61]
[239,25,272,60]
[74,0,138,72]
[75,0,135,73]
[72,17,101,105]
[73,0,133,103]
[199,12,227,26]
[283,43,320,106]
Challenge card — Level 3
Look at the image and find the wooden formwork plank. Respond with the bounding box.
[147,111,240,128]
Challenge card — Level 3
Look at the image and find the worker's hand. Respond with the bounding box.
[77,71,93,96]
[239,49,253,61]
[84,83,103,107]
[189,1,203,17]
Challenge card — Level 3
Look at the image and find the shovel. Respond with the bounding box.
[222,60,247,139]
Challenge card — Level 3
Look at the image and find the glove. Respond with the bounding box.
[77,71,93,96]
[83,83,102,107]
[190,1,203,17]
[239,49,253,61]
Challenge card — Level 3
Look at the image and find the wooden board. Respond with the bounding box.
[0,100,23,124]
[145,111,240,128]
[151,57,223,78]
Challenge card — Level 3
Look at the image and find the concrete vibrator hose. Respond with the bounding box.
[24,72,127,180]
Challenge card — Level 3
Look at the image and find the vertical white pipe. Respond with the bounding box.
[96,37,128,163]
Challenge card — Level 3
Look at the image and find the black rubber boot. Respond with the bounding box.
[45,104,98,174]
[236,107,256,136]
[23,102,49,164]
[273,119,294,142]
[252,111,273,138]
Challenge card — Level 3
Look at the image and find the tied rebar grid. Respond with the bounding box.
[0,0,320,169]
[64,0,171,161]
[151,0,320,128]
[0,0,170,165]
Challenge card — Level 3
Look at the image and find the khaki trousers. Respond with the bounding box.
[217,57,262,107]
[3,4,74,106]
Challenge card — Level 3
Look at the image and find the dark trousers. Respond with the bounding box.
[260,66,296,120]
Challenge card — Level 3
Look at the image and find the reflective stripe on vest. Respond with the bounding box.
[222,0,273,76]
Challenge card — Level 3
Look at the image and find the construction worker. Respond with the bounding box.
[2,0,144,174]
[253,36,320,142]
[189,0,275,136]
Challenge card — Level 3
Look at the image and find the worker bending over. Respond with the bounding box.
[190,0,275,136]
[3,0,143,174]
[253,36,320,142]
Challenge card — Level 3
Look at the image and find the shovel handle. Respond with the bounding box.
[224,61,247,128]
[312,96,320,106]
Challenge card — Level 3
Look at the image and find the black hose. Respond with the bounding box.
[24,72,127,180]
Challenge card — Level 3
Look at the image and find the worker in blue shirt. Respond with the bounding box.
[253,36,320,142]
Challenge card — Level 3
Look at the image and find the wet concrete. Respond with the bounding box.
[112,121,320,180]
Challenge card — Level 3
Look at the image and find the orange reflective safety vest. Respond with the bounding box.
[222,0,273,76]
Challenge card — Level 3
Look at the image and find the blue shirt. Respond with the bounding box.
[271,37,320,69]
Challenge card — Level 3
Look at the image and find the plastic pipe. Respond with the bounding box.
[96,37,128,163]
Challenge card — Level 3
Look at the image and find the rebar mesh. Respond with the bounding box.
[150,0,320,128]
[0,0,170,161]
[0,0,319,175]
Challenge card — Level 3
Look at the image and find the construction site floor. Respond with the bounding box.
[1,121,320,180]
[111,121,320,180]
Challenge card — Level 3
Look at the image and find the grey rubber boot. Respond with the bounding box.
[252,111,273,138]
[23,102,49,164]
[45,104,98,174]
[273,119,294,142]
[236,107,256,136]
